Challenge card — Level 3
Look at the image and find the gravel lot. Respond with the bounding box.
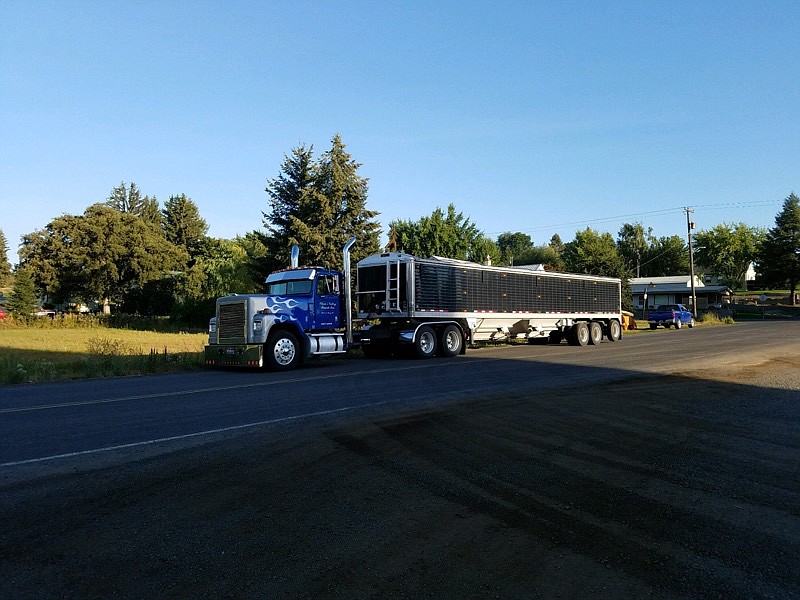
[2,350,799,598]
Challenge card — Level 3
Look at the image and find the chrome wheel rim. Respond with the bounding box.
[273,338,296,365]
[419,331,435,354]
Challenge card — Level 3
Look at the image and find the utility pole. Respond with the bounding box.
[685,207,697,318]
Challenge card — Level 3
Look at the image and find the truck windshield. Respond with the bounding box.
[268,280,313,295]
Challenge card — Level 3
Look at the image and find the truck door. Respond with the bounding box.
[313,274,341,329]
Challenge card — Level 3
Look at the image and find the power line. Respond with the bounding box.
[484,199,778,236]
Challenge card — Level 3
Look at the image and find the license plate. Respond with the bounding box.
[225,347,236,355]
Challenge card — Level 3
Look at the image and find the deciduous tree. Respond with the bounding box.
[694,222,763,290]
[391,204,484,261]
[19,204,186,313]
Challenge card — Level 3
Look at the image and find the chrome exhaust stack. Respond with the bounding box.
[290,245,300,269]
[343,237,357,347]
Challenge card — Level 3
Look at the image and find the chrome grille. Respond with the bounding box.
[218,301,246,343]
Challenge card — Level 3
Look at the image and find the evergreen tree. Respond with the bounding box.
[163,194,208,257]
[106,181,162,228]
[140,195,163,229]
[8,268,37,319]
[261,144,316,271]
[757,193,800,304]
[0,229,12,286]
[292,135,381,268]
[106,181,145,214]
[260,135,381,273]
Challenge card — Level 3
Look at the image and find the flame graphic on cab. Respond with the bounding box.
[266,297,303,323]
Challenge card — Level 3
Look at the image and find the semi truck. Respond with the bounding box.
[203,238,624,371]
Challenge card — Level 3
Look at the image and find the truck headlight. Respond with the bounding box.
[253,317,264,332]
[209,319,217,334]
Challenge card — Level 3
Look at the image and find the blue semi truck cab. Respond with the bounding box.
[204,239,356,370]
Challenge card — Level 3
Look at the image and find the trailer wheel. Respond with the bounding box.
[548,330,563,345]
[588,321,603,345]
[439,325,462,357]
[607,319,622,342]
[568,322,590,347]
[266,331,301,371]
[415,326,437,359]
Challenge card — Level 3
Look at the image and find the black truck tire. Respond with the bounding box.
[439,325,463,358]
[266,331,301,371]
[415,326,437,359]
[588,321,603,345]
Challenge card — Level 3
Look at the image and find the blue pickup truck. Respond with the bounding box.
[647,304,695,330]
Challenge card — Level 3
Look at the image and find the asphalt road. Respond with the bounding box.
[0,321,795,482]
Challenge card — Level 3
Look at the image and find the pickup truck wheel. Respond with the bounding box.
[607,319,622,341]
[568,322,589,347]
[688,318,695,328]
[674,319,682,330]
[439,325,463,357]
[415,326,437,359]
[266,331,301,371]
[588,321,603,345]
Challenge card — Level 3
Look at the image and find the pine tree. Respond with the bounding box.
[261,135,381,272]
[106,181,145,214]
[757,193,800,304]
[0,229,12,286]
[261,144,316,271]
[9,268,37,320]
[163,194,208,257]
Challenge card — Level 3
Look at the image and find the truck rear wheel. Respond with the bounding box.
[588,321,603,345]
[266,331,301,371]
[607,319,622,342]
[439,325,462,358]
[568,322,589,347]
[415,326,437,359]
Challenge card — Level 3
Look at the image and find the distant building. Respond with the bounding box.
[631,276,731,311]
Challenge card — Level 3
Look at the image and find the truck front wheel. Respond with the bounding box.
[266,331,301,371]
[674,319,682,330]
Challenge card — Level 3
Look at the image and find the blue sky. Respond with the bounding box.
[2,1,798,265]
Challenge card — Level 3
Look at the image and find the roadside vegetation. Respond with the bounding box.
[0,316,206,385]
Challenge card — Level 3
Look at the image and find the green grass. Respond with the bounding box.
[0,324,208,385]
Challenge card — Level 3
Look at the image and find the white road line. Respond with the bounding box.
[0,359,496,415]
[0,402,383,467]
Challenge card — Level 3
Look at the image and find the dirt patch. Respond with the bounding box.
[2,364,799,598]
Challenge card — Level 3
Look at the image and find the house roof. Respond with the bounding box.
[630,276,704,288]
